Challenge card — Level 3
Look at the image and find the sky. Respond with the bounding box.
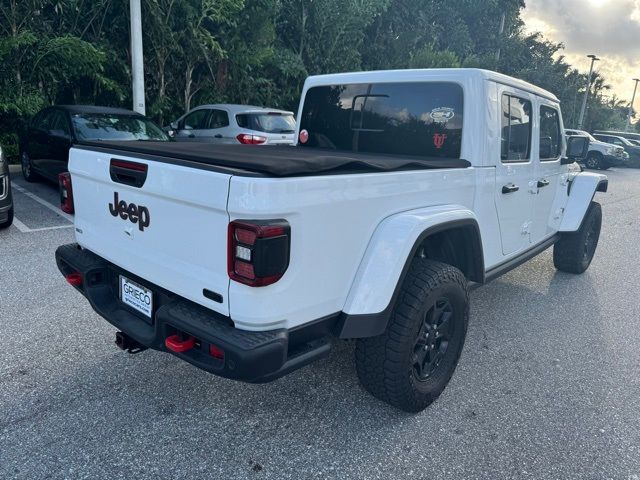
[521,0,640,116]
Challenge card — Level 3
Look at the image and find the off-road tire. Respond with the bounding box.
[355,258,469,412]
[553,201,602,274]
[0,206,13,229]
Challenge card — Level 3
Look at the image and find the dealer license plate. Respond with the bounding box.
[119,275,153,318]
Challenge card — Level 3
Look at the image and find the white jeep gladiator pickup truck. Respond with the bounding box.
[56,69,606,412]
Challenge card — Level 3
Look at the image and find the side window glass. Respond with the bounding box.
[37,110,55,132]
[501,94,532,162]
[181,110,208,130]
[208,110,229,129]
[51,111,71,136]
[539,106,561,161]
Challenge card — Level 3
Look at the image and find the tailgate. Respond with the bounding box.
[69,147,231,316]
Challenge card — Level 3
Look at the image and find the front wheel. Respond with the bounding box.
[553,201,602,274]
[21,152,37,182]
[0,205,13,229]
[355,258,469,412]
[584,153,602,170]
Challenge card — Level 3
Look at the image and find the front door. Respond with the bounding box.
[174,109,211,142]
[494,89,536,256]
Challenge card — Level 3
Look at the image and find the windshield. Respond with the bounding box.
[72,113,168,141]
[236,113,296,134]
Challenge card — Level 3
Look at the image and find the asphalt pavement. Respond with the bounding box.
[1,167,640,479]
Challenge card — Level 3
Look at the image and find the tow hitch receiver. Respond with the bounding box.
[115,331,147,354]
[165,334,195,353]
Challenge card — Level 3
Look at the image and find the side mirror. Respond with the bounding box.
[562,135,589,164]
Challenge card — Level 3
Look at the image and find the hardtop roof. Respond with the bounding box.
[304,68,559,103]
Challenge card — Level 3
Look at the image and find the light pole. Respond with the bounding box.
[577,54,599,130]
[625,78,639,132]
[130,0,145,115]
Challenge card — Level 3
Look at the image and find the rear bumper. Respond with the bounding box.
[55,243,335,383]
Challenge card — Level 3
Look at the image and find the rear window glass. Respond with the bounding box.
[236,113,296,134]
[298,82,463,158]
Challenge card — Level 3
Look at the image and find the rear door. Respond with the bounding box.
[69,148,232,315]
[494,87,536,256]
[531,102,565,243]
[44,109,73,178]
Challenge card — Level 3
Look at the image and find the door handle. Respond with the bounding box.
[214,134,223,138]
[537,179,550,188]
[502,183,519,194]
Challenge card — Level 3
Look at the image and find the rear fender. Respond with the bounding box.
[337,205,482,338]
[559,172,607,232]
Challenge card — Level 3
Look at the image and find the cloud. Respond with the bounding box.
[522,0,640,110]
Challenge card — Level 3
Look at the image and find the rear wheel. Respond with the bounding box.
[553,201,602,274]
[21,152,37,182]
[355,258,469,412]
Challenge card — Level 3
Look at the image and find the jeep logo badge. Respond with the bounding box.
[108,192,150,231]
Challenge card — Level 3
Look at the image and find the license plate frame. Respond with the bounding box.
[119,275,153,320]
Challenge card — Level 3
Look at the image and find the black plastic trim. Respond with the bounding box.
[335,218,484,339]
[484,234,559,283]
[55,243,337,383]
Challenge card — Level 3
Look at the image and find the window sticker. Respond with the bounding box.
[430,107,455,123]
[433,133,447,149]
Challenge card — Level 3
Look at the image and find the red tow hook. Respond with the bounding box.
[165,335,195,353]
[65,273,83,287]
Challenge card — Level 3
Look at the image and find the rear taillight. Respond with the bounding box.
[58,172,74,214]
[236,133,267,145]
[228,220,290,287]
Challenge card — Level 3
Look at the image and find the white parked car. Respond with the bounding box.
[565,128,625,170]
[167,104,296,145]
[56,69,606,412]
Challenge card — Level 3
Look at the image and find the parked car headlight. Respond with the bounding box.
[606,146,614,155]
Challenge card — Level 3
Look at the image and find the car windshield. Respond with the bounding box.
[236,113,296,134]
[72,113,168,141]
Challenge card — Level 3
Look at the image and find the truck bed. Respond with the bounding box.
[75,141,470,177]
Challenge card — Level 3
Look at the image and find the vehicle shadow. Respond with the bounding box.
[2,257,624,479]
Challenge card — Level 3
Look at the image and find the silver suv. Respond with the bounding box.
[167,104,296,145]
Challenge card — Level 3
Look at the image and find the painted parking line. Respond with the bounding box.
[11,216,73,233]
[11,183,74,222]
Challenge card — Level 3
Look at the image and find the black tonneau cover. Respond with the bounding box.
[76,141,470,177]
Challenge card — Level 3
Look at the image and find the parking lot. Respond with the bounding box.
[0,166,639,479]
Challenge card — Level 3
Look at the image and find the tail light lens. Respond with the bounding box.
[236,133,267,145]
[58,172,74,214]
[228,220,290,287]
